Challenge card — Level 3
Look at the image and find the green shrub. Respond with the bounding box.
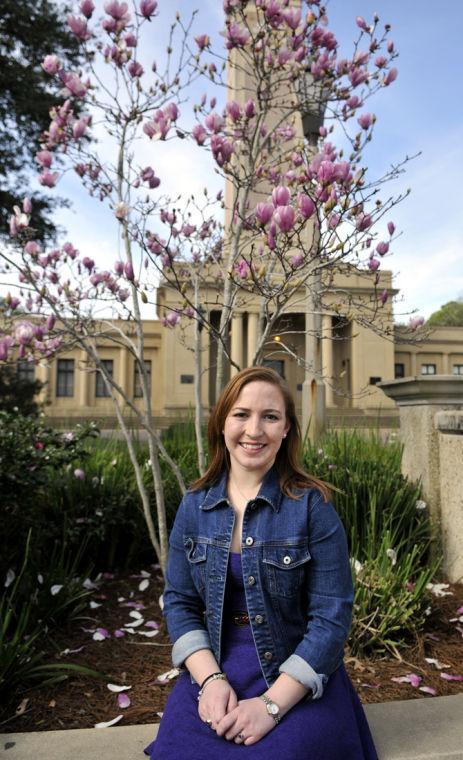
[0,533,102,700]
[303,430,439,655]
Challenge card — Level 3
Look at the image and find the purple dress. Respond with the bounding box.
[144,553,377,760]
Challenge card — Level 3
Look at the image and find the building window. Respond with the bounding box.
[394,363,405,379]
[134,360,152,398]
[369,376,382,386]
[17,360,35,383]
[95,360,114,397]
[263,359,285,378]
[453,364,463,376]
[421,364,436,375]
[180,374,194,384]
[56,359,74,397]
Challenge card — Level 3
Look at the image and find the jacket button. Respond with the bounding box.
[264,651,273,661]
[247,576,256,585]
[245,536,254,546]
[255,614,264,624]
[283,555,292,565]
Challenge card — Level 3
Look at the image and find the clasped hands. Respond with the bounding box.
[198,678,276,746]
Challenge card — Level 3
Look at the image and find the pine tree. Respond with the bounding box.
[0,0,82,241]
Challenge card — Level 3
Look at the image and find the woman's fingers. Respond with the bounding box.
[215,708,238,737]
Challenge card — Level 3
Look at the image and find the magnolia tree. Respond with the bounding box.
[0,0,423,569]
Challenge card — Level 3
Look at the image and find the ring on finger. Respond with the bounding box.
[206,719,212,726]
[236,732,245,741]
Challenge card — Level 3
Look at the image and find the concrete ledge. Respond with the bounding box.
[1,695,462,759]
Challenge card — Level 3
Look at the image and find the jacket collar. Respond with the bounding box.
[201,466,283,512]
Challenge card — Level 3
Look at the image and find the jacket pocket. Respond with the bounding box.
[262,545,311,598]
[184,537,208,594]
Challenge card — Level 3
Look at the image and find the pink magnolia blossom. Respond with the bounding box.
[272,186,290,207]
[375,55,387,68]
[329,213,340,229]
[224,22,250,49]
[346,95,362,110]
[358,112,374,130]
[73,116,91,139]
[195,34,210,50]
[283,8,301,30]
[205,112,224,133]
[14,322,35,345]
[23,197,32,214]
[140,167,160,189]
[273,205,295,233]
[244,99,255,118]
[192,124,207,145]
[80,0,95,18]
[409,316,425,330]
[387,40,394,54]
[226,100,241,121]
[61,72,87,98]
[440,673,463,682]
[104,1,130,20]
[25,241,40,256]
[380,289,389,305]
[63,242,78,259]
[36,150,53,168]
[235,259,250,279]
[319,126,328,138]
[376,241,389,256]
[128,60,144,78]
[356,212,373,231]
[114,261,124,276]
[0,336,13,361]
[42,55,61,75]
[165,103,179,121]
[163,312,180,328]
[67,15,91,40]
[211,135,233,166]
[317,160,335,184]
[39,170,59,188]
[387,221,395,236]
[124,262,135,281]
[384,68,398,86]
[124,31,137,46]
[255,202,275,226]
[82,257,95,271]
[140,0,157,19]
[297,194,315,219]
[46,314,56,331]
[356,16,369,32]
[290,253,304,268]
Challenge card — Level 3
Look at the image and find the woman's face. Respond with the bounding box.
[223,380,289,479]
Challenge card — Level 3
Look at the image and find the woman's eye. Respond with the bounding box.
[265,414,279,421]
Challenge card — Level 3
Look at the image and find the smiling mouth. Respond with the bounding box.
[239,442,266,450]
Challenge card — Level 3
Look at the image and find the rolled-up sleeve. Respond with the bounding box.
[162,496,212,667]
[279,494,353,699]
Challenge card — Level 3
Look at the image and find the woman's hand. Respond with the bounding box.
[215,697,276,745]
[198,679,238,727]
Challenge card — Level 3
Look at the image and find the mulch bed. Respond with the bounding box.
[1,570,462,734]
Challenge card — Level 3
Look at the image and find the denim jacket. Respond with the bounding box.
[162,467,353,700]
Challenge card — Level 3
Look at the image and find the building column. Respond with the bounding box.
[230,312,243,376]
[442,353,450,374]
[247,312,259,367]
[79,350,90,407]
[410,352,417,377]
[322,314,334,407]
[36,361,51,405]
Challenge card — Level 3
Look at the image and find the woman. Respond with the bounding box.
[145,367,377,759]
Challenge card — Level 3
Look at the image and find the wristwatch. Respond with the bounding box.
[259,693,281,724]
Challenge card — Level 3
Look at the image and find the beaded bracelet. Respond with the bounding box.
[197,672,228,700]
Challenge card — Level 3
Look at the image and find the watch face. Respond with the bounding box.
[269,703,279,715]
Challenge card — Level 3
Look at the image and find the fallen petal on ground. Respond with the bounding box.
[95,715,123,728]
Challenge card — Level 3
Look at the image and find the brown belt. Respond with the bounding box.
[230,611,250,626]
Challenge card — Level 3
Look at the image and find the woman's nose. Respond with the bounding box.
[245,415,263,437]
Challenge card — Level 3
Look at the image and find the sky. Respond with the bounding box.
[42,0,463,322]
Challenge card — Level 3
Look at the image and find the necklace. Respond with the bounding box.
[229,475,261,505]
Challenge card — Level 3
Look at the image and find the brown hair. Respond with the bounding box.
[191,366,330,500]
